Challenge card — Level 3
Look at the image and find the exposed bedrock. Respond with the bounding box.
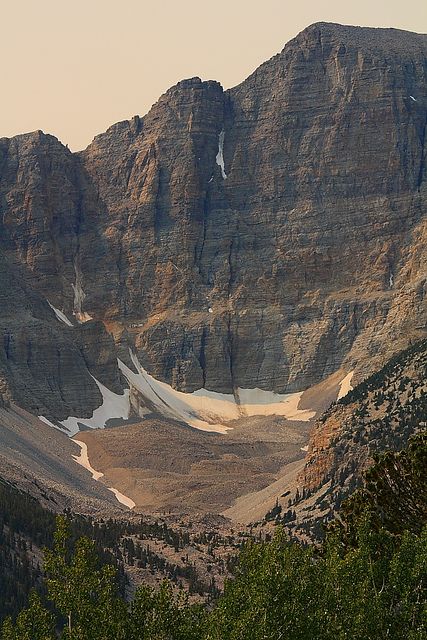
[0,23,426,417]
[0,253,123,419]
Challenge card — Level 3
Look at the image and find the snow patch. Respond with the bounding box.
[337,371,354,401]
[389,272,394,288]
[215,130,228,180]
[72,439,135,509]
[409,95,417,102]
[38,415,61,430]
[47,301,74,327]
[118,351,315,435]
[108,488,136,510]
[72,439,104,480]
[300,445,309,452]
[60,377,130,436]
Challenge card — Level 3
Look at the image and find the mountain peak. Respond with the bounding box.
[289,21,427,56]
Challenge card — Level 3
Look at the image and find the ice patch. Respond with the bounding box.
[118,351,315,435]
[215,130,228,180]
[337,371,354,401]
[47,301,73,327]
[60,377,130,436]
[72,439,135,509]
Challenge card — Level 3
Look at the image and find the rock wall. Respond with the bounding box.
[0,23,426,417]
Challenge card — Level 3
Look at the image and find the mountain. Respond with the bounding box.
[2,20,427,638]
[0,23,426,427]
[0,23,427,521]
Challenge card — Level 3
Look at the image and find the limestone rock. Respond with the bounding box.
[0,23,426,419]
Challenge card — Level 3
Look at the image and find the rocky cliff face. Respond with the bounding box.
[0,246,122,419]
[1,23,427,419]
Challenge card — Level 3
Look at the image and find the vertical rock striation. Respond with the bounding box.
[0,23,426,418]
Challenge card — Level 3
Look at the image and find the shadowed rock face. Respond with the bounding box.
[1,23,427,418]
[0,251,122,419]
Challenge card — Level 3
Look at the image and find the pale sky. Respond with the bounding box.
[2,0,426,150]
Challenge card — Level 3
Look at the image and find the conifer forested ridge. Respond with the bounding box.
[291,338,427,538]
[1,431,426,640]
[0,478,129,622]
[0,478,222,625]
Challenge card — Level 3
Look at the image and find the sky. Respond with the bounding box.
[2,0,427,151]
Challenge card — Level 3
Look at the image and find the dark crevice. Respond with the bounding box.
[226,313,239,400]
[195,190,209,277]
[417,116,427,191]
[3,334,12,360]
[227,239,234,298]
[154,167,162,235]
[198,327,208,388]
[226,314,234,387]
[124,150,138,190]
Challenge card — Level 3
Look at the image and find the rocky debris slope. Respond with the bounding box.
[0,23,427,421]
[75,413,310,515]
[0,403,124,513]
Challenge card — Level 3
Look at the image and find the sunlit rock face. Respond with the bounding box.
[0,23,426,420]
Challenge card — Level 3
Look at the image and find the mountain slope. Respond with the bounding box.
[289,338,427,535]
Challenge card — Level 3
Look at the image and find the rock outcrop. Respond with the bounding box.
[292,338,427,535]
[1,23,427,418]
[0,250,121,419]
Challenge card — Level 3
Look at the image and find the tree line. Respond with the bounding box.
[2,431,426,640]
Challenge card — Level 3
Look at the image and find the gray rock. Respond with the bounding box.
[0,22,426,419]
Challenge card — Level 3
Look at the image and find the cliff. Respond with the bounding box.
[1,22,426,419]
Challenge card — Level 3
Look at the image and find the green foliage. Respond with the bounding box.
[1,592,55,640]
[0,477,206,625]
[129,582,206,640]
[44,516,128,639]
[2,516,206,640]
[330,431,427,546]
[4,516,424,640]
[205,522,426,640]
